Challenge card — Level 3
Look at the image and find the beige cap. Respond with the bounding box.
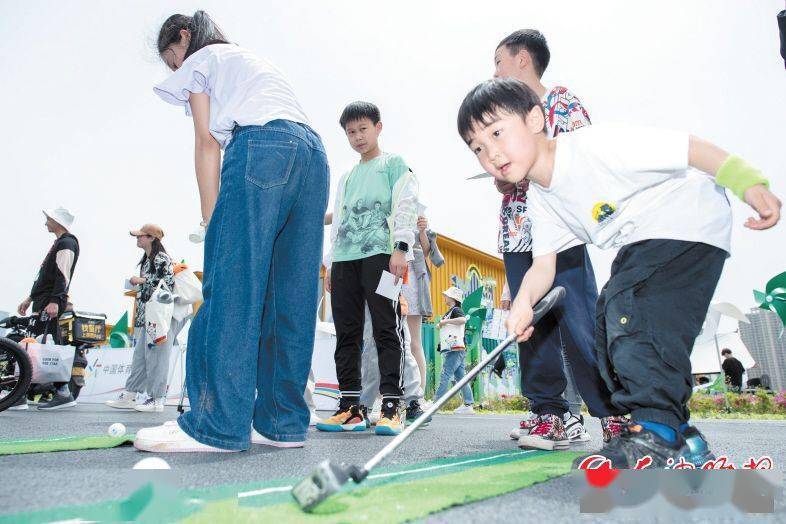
[130,223,165,240]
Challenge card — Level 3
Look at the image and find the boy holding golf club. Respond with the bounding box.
[318,101,419,436]
[457,78,781,467]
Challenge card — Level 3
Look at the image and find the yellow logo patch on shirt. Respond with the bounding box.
[592,202,617,223]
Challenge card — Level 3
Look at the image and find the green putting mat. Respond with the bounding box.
[0,434,135,455]
[1,449,581,523]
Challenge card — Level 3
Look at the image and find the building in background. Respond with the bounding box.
[739,308,786,391]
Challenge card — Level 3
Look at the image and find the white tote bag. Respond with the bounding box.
[173,264,203,305]
[27,342,74,384]
[145,280,174,345]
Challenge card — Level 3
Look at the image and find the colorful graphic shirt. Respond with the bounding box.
[332,153,410,263]
[497,86,591,253]
[134,252,175,328]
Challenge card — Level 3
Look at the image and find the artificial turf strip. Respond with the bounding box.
[0,434,135,455]
[185,451,582,524]
[0,450,582,523]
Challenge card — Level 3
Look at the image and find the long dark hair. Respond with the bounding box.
[157,10,229,61]
[138,238,168,270]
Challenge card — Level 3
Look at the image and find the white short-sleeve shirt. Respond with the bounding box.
[154,44,309,148]
[527,123,732,257]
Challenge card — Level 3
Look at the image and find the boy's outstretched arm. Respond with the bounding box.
[505,252,557,342]
[689,136,781,229]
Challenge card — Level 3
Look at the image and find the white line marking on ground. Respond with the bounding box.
[236,450,534,500]
[237,486,294,499]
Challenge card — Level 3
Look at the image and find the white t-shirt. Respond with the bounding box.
[527,123,732,258]
[154,44,310,148]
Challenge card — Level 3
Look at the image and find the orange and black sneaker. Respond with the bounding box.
[375,399,404,436]
[316,404,367,432]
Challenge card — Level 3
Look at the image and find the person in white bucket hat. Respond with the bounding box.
[13,207,80,411]
[435,286,475,415]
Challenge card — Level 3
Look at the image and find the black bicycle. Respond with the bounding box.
[0,317,33,413]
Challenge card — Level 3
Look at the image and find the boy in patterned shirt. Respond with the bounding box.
[492,29,625,450]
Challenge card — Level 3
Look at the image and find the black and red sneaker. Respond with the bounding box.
[517,414,570,451]
[509,412,539,440]
[600,415,629,443]
[573,423,683,469]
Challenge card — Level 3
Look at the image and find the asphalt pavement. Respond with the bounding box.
[1,405,784,522]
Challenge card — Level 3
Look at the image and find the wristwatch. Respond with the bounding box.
[393,241,410,253]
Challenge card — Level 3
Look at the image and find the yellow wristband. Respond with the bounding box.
[715,155,769,200]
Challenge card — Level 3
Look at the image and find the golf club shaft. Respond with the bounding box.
[360,286,564,476]
[360,333,517,474]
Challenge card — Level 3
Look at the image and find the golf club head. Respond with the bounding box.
[292,460,351,512]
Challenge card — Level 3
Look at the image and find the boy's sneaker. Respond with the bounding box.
[106,391,137,410]
[134,421,237,453]
[375,399,403,436]
[37,393,77,411]
[251,429,305,448]
[509,412,539,440]
[454,404,474,415]
[573,423,683,469]
[564,412,592,443]
[316,404,367,432]
[517,414,570,451]
[134,397,164,413]
[309,410,320,427]
[600,416,629,443]
[405,400,432,426]
[679,425,715,468]
[9,396,29,410]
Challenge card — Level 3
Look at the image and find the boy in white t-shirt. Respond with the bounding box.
[457,78,781,468]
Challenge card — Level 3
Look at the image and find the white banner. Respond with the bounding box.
[78,345,186,404]
[79,320,339,410]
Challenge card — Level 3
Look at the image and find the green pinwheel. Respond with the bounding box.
[461,288,487,349]
[754,271,786,327]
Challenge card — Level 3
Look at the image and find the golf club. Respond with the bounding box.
[292,286,566,512]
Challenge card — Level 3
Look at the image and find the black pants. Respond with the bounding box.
[596,240,726,430]
[505,245,617,418]
[331,254,404,402]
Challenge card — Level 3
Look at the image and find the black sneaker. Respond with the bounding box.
[572,423,683,469]
[37,393,77,411]
[405,400,432,426]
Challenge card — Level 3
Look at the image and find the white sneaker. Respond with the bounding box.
[251,429,305,448]
[134,421,237,453]
[309,410,320,427]
[106,391,137,410]
[563,412,592,443]
[454,404,475,415]
[133,397,164,413]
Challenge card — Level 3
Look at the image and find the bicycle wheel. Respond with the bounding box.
[0,337,33,412]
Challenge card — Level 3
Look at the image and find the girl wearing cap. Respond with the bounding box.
[435,287,475,414]
[106,224,175,413]
[135,11,328,452]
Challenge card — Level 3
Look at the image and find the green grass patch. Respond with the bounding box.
[0,434,135,455]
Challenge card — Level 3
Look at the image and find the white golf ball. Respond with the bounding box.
[107,423,126,438]
[133,457,171,470]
